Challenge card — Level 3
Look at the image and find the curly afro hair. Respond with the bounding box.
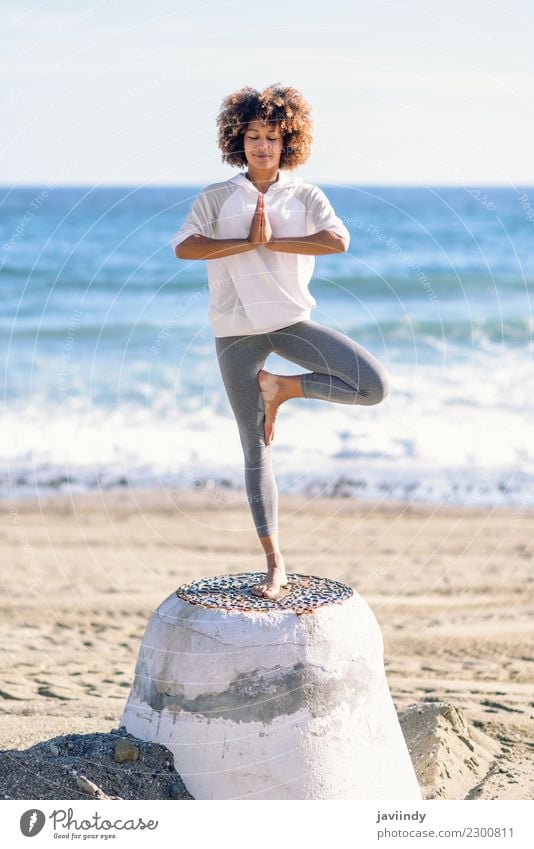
[216,83,313,171]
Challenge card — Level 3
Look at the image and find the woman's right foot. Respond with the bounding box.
[257,369,281,445]
[258,369,303,445]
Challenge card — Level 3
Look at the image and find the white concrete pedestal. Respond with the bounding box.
[120,572,422,800]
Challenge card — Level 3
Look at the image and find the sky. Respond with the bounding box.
[1,0,533,186]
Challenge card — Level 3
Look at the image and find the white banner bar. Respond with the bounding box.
[2,799,532,848]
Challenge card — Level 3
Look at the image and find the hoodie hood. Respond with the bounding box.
[230,170,301,194]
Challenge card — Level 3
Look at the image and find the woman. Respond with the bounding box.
[172,83,390,599]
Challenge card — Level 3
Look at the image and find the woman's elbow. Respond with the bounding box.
[174,235,199,259]
[339,231,350,252]
[329,231,349,252]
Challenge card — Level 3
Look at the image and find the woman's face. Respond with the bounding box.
[243,120,284,170]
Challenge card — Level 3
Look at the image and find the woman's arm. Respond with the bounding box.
[265,230,348,255]
[175,197,348,259]
[175,234,256,260]
[175,195,267,260]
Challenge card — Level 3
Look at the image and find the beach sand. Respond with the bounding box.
[1,488,532,799]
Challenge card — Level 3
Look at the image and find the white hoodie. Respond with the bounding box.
[170,170,350,337]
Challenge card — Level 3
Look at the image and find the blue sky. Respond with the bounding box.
[1,0,533,186]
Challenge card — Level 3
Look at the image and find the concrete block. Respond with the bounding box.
[120,572,422,800]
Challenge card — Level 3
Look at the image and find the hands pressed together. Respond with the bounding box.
[175,192,346,260]
[247,194,275,248]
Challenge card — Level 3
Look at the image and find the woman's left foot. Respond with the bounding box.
[250,556,288,599]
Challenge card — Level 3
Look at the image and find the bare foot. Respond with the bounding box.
[257,369,298,445]
[250,555,288,599]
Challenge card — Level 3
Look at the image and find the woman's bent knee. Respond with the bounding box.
[365,365,390,405]
[376,366,390,403]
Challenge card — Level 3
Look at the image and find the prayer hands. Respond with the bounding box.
[248,194,273,245]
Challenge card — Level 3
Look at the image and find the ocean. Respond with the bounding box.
[1,182,533,507]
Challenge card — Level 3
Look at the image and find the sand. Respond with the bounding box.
[0,487,532,799]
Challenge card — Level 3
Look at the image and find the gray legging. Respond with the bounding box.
[215,319,390,537]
